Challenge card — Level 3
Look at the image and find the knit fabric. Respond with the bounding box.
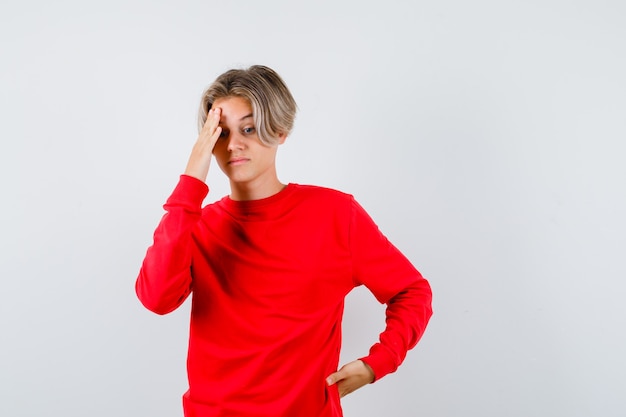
[136,175,432,416]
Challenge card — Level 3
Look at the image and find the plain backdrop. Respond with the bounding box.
[1,1,625,416]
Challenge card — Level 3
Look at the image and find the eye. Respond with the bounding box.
[219,128,229,139]
[242,126,256,135]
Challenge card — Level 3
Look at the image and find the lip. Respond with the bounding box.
[228,157,250,165]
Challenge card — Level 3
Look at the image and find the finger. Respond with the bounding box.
[326,369,345,386]
[337,377,360,398]
[199,113,223,148]
[339,386,351,398]
[325,373,337,386]
[202,107,221,131]
[337,377,365,398]
[212,107,222,122]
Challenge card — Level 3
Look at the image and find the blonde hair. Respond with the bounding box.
[198,65,297,146]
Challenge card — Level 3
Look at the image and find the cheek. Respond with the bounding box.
[212,149,230,175]
[212,145,227,164]
[212,141,226,155]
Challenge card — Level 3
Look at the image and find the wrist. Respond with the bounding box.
[359,360,375,383]
[184,155,210,182]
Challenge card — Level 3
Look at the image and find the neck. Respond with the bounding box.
[229,177,286,201]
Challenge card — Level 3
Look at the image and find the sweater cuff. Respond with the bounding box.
[165,175,209,209]
[359,344,398,383]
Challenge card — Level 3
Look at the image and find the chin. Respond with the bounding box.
[228,174,253,184]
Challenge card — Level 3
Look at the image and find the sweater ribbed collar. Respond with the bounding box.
[218,183,297,221]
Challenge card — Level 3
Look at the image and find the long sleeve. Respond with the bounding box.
[359,281,432,381]
[135,175,209,315]
[349,197,433,381]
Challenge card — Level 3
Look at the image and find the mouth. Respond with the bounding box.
[228,157,250,166]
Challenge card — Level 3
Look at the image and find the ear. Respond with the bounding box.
[277,132,288,145]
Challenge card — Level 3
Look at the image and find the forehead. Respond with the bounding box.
[213,96,253,123]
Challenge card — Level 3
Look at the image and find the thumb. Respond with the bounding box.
[326,368,345,386]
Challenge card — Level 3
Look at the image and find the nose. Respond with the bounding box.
[226,133,245,152]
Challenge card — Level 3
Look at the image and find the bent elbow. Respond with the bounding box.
[135,276,189,315]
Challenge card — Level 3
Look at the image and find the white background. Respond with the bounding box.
[2,1,625,416]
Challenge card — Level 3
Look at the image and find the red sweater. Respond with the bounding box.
[136,175,432,417]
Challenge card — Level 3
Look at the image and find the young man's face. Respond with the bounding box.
[211,96,285,192]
